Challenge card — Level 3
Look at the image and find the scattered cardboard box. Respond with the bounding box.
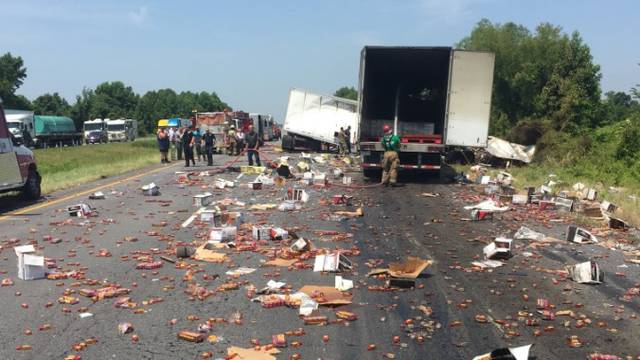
[368,257,432,278]
[314,252,352,272]
[472,344,532,360]
[263,258,297,267]
[608,216,628,230]
[240,166,266,175]
[290,237,313,252]
[334,275,353,291]
[193,245,227,263]
[566,261,603,284]
[227,346,279,360]
[269,227,288,240]
[209,226,237,242]
[88,191,105,200]
[67,203,94,218]
[141,183,160,196]
[298,285,353,306]
[600,200,617,213]
[554,197,574,212]
[566,225,598,244]
[333,207,364,218]
[252,226,272,240]
[471,260,504,269]
[225,267,256,276]
[285,188,309,203]
[14,245,45,280]
[483,238,513,260]
[193,193,214,207]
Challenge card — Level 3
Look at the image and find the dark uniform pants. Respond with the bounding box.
[205,146,214,166]
[184,145,194,166]
[248,149,261,166]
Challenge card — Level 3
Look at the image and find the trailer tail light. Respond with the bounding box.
[434,138,442,144]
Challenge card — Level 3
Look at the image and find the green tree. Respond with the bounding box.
[135,89,179,135]
[633,63,640,100]
[458,20,602,137]
[135,90,229,135]
[334,86,358,101]
[616,114,640,164]
[0,52,31,109]
[32,92,71,115]
[90,81,139,119]
[69,88,94,130]
[535,32,602,131]
[601,91,637,124]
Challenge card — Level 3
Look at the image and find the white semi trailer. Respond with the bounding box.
[282,88,358,152]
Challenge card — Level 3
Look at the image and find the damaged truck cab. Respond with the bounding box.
[0,97,41,199]
[357,46,495,176]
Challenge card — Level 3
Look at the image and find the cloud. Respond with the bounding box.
[421,0,487,23]
[128,6,149,27]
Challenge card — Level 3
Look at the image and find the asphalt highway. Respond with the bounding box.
[1,147,639,359]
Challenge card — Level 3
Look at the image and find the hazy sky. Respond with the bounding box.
[2,0,638,121]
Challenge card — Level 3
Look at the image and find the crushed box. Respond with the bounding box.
[14,245,45,280]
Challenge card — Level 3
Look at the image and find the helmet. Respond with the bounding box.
[383,125,392,133]
[230,125,235,129]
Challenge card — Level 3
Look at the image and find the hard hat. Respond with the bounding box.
[383,124,392,133]
[230,125,235,129]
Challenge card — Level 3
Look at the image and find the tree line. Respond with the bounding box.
[457,20,639,151]
[0,53,228,135]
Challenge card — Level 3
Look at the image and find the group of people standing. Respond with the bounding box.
[156,126,216,166]
[156,124,262,168]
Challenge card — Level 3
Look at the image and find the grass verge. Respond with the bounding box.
[34,138,159,194]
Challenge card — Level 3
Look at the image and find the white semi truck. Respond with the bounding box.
[107,119,137,142]
[5,110,35,147]
[83,118,107,144]
[281,88,358,151]
[357,46,495,176]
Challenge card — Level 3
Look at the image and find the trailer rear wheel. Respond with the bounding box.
[22,168,41,200]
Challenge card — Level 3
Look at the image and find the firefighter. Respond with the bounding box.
[227,125,237,156]
[380,124,400,186]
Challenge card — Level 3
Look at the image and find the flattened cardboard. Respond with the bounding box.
[193,245,227,263]
[263,258,297,267]
[387,257,432,278]
[298,285,353,306]
[227,346,279,360]
[333,207,364,218]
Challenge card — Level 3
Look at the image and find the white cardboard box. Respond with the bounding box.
[208,226,237,242]
[252,226,272,240]
[14,245,45,280]
[313,252,352,272]
[483,238,513,260]
[193,193,214,207]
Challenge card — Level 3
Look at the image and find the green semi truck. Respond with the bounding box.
[5,111,83,148]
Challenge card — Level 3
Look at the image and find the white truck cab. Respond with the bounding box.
[5,110,35,147]
[0,98,41,199]
[107,118,137,142]
[83,118,107,144]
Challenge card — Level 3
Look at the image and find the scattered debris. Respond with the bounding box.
[566,261,604,284]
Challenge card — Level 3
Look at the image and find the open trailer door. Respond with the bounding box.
[444,50,495,147]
